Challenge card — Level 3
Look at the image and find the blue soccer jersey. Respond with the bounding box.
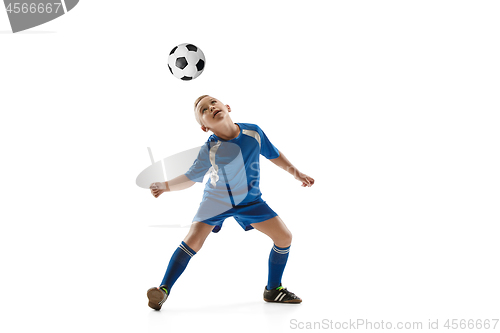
[185,123,280,210]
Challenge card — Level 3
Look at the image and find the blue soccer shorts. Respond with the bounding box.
[192,198,278,233]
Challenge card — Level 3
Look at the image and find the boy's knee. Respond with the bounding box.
[184,234,207,253]
[184,222,213,252]
[275,230,292,248]
[185,239,203,253]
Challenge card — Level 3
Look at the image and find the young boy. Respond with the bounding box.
[147,95,314,310]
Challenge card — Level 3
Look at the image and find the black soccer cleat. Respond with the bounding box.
[147,286,168,310]
[263,284,302,303]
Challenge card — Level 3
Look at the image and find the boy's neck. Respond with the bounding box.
[213,122,240,141]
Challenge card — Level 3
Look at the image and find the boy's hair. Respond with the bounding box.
[194,94,209,126]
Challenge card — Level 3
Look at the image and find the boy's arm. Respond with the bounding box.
[269,151,315,187]
[150,174,196,198]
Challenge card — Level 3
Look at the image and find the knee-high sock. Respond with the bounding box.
[267,244,290,290]
[160,241,196,293]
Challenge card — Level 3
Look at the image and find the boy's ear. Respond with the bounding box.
[226,105,231,112]
[201,125,210,132]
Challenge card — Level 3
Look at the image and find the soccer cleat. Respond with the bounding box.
[263,284,302,303]
[147,286,168,310]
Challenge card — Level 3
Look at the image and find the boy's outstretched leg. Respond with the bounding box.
[251,216,302,303]
[147,222,214,310]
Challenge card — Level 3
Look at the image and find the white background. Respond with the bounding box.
[1,1,499,332]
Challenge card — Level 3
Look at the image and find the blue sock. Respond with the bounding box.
[267,244,290,290]
[160,241,196,293]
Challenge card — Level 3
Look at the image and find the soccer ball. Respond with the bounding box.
[167,43,206,81]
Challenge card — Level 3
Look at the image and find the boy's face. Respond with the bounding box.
[196,96,231,131]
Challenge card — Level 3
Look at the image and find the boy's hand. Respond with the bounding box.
[296,173,315,187]
[150,182,167,198]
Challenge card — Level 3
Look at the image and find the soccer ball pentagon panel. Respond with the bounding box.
[168,43,206,81]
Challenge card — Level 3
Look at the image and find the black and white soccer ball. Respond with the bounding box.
[167,43,206,81]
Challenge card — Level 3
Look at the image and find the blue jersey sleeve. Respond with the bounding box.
[184,142,212,182]
[257,125,280,160]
